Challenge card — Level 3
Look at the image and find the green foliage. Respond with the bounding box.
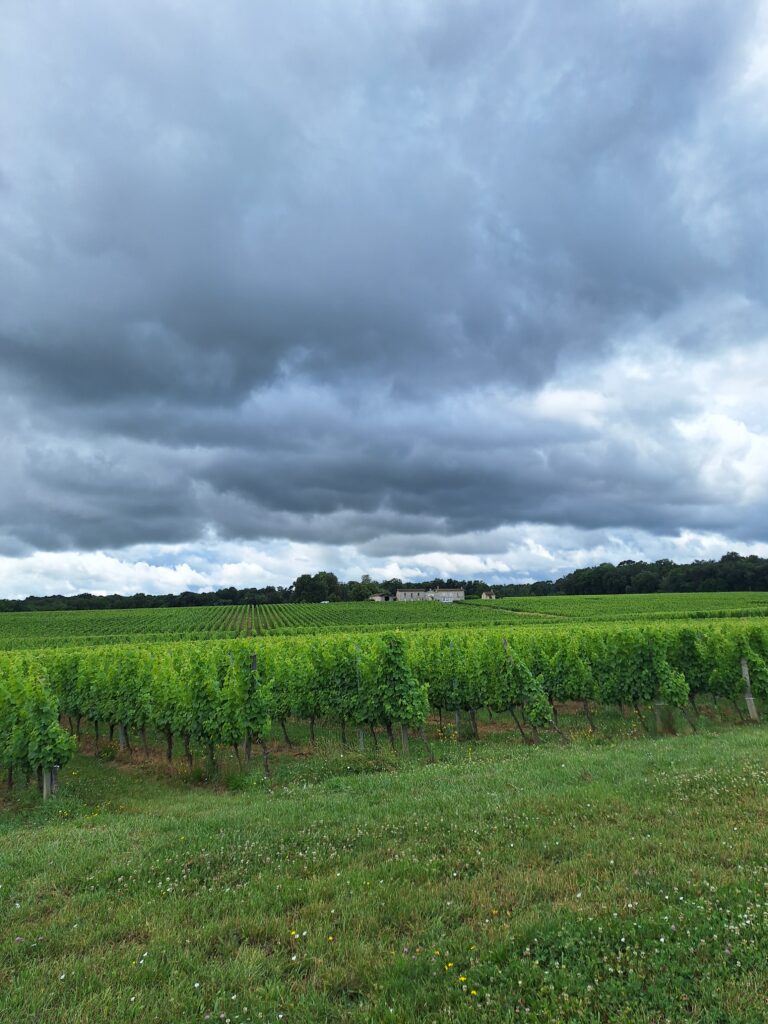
[705,630,744,701]
[149,648,186,741]
[516,665,552,728]
[184,646,221,752]
[2,614,765,800]
[667,627,709,699]
[540,638,596,704]
[0,658,75,777]
[230,644,271,743]
[376,633,429,729]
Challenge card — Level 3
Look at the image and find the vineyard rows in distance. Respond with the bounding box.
[3,590,768,651]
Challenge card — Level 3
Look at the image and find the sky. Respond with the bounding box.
[2,0,768,598]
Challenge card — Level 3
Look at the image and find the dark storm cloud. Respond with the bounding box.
[1,0,767,570]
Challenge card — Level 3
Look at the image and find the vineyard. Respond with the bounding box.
[491,590,768,621]
[2,611,767,796]
[0,601,501,650]
[4,598,768,1023]
[0,605,253,651]
[4,591,768,653]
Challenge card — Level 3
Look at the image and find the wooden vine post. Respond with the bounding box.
[740,658,760,722]
[354,643,366,750]
[248,652,270,775]
[653,701,675,735]
[243,653,259,764]
[40,765,59,800]
[400,722,409,754]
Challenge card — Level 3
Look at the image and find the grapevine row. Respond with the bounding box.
[2,621,767,795]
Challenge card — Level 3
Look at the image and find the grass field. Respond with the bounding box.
[3,713,768,1023]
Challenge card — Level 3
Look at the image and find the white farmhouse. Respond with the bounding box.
[395,588,465,603]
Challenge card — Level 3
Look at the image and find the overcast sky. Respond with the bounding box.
[2,0,768,597]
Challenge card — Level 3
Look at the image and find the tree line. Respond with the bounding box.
[0,574,494,612]
[2,552,768,613]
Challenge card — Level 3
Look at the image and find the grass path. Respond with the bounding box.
[2,728,768,1023]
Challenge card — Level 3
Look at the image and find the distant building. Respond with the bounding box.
[368,593,390,602]
[395,588,465,603]
[481,590,496,600]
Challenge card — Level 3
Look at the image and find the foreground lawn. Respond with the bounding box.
[2,727,768,1023]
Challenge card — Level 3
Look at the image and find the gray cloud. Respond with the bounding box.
[1,0,768,588]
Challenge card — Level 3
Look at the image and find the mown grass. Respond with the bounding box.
[2,717,768,1023]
